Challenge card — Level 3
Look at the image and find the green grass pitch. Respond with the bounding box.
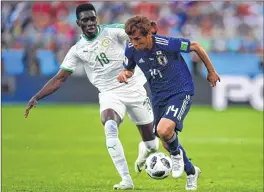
[2,105,263,192]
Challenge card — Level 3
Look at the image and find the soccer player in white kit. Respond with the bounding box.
[24,3,159,190]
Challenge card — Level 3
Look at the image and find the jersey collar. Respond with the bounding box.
[81,25,102,42]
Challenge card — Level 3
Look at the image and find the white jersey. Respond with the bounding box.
[60,24,146,93]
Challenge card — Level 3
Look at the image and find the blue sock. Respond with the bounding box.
[179,145,195,175]
[166,132,180,156]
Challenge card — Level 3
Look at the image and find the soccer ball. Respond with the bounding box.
[145,152,172,180]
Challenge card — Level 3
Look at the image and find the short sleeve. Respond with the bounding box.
[60,46,80,72]
[106,24,128,42]
[116,27,129,42]
[168,37,191,53]
[123,44,136,70]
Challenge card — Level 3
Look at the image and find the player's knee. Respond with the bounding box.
[101,116,112,126]
[156,126,172,139]
[101,109,122,126]
[104,120,118,139]
[144,137,159,152]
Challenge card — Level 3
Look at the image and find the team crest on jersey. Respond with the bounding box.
[156,50,168,66]
[102,38,110,47]
[124,56,128,66]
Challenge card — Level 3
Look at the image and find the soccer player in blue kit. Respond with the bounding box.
[117,16,220,190]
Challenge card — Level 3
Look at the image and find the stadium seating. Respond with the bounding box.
[2,50,25,75]
[202,53,262,78]
[2,49,262,78]
[36,50,59,76]
[227,39,242,52]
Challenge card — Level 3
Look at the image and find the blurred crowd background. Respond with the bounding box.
[1,1,264,77]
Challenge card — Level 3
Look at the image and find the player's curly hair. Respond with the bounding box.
[76,3,96,19]
[125,16,152,36]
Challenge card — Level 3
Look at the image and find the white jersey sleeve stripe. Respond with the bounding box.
[155,37,168,43]
[60,66,73,72]
[156,41,168,45]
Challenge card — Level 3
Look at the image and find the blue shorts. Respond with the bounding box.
[153,94,192,136]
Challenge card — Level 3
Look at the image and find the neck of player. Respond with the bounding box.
[146,36,154,51]
[84,28,98,40]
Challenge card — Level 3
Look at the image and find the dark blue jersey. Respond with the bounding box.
[124,34,194,106]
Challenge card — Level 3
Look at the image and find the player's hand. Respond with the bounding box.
[24,96,38,118]
[117,70,133,84]
[207,70,220,87]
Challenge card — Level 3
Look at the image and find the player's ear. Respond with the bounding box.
[150,21,158,35]
[76,20,80,27]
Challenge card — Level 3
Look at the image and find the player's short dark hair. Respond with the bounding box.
[125,16,152,36]
[76,3,96,19]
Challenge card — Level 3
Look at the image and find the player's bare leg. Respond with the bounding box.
[134,124,159,173]
[157,118,184,179]
[101,109,133,190]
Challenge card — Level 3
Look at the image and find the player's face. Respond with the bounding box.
[77,10,98,39]
[128,29,152,50]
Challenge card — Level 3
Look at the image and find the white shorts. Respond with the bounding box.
[99,86,153,125]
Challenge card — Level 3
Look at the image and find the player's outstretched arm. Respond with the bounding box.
[117,69,134,84]
[190,41,220,87]
[24,69,72,118]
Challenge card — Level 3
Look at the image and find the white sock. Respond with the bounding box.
[104,120,132,182]
[144,137,159,153]
[143,137,159,159]
[137,137,159,163]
